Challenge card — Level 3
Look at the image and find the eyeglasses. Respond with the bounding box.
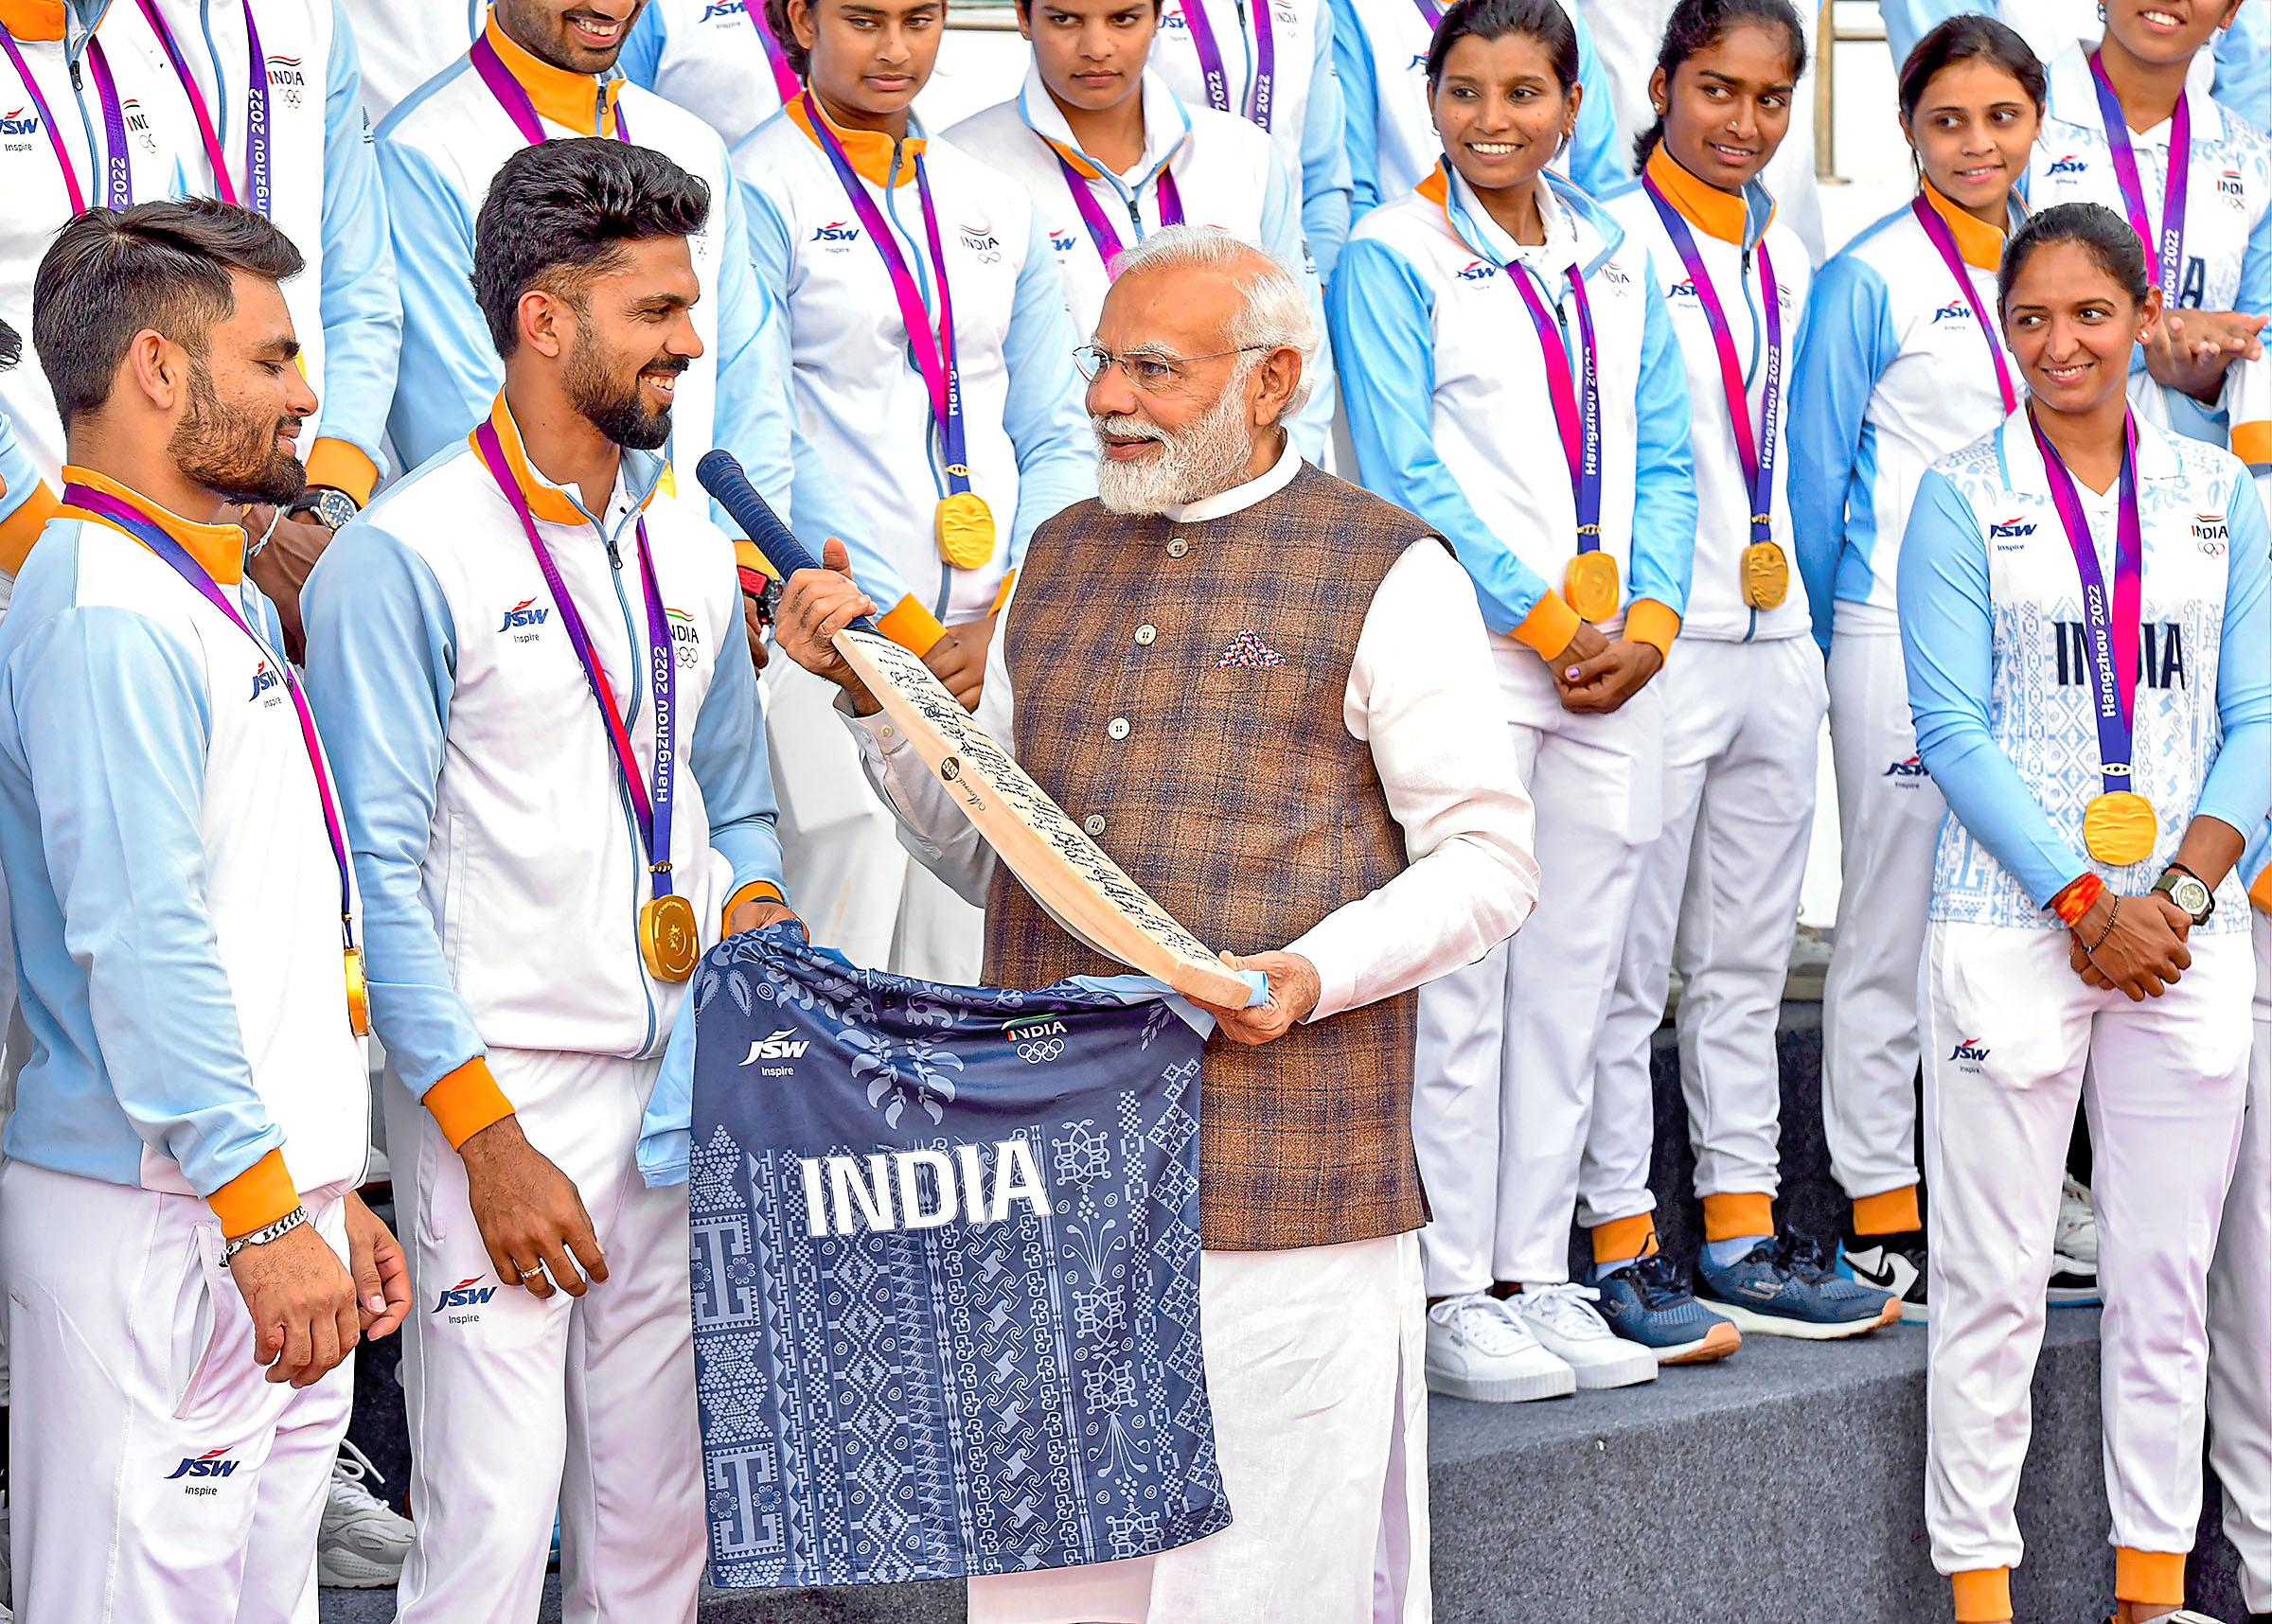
[1073,343,1271,393]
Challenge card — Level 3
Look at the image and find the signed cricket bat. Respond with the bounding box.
[697,453,1259,1011]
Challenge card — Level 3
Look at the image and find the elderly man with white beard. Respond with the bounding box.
[771,223,1538,1624]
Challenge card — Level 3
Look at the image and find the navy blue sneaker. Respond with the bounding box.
[1695,1232,1901,1340]
[1590,1251,1742,1365]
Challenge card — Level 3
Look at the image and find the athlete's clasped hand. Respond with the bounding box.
[2068,888,2194,1001]
[457,1114,610,1301]
[229,1212,364,1389]
[1549,623,1665,715]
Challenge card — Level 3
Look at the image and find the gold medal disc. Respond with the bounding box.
[639,892,702,982]
[1564,551,1623,623]
[344,946,370,1038]
[1740,540,1790,609]
[935,489,997,570]
[2082,790,2158,867]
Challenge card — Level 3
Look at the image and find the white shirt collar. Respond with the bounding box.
[1159,430,1302,523]
[1016,63,1191,190]
[1448,166,1579,272]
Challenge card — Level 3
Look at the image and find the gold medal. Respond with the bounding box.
[639,892,702,982]
[935,486,996,570]
[2082,790,2157,867]
[1740,539,1789,609]
[344,946,370,1038]
[1564,551,1622,623]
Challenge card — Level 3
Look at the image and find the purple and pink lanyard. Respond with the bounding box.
[1475,192,1603,561]
[471,423,683,908]
[1642,177,1782,550]
[2032,413,2147,805]
[469,28,633,144]
[62,485,358,953]
[0,0,270,216]
[1055,148,1182,270]
[1173,0,1274,131]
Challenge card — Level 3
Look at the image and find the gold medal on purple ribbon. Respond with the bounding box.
[639,891,702,983]
[935,483,997,570]
[1741,538,1789,609]
[1496,238,1616,630]
[2082,787,2158,867]
[1564,549,1622,623]
[344,944,370,1037]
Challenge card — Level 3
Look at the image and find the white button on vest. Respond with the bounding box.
[1107,717,1130,740]
[1165,538,1189,558]
[1083,814,1106,837]
[1135,625,1156,646]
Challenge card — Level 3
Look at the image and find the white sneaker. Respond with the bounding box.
[317,1440,412,1588]
[1504,1282,1660,1390]
[2057,1175,2099,1266]
[1424,1292,1577,1403]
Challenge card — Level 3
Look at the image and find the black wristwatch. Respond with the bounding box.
[2153,865,2215,926]
[292,485,360,531]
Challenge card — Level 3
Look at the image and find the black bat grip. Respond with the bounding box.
[695,450,876,633]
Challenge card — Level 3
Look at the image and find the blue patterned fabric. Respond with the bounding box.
[673,926,1231,1588]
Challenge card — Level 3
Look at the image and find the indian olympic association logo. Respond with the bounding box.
[1003,1015,1067,1065]
[667,607,701,668]
[267,55,308,110]
[2194,512,2228,555]
[959,222,1002,264]
[118,97,160,155]
[2218,168,2245,207]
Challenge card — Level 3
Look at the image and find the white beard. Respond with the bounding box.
[1092,379,1259,516]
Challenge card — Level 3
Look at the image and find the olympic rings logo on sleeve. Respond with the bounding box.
[1018,1038,1066,1064]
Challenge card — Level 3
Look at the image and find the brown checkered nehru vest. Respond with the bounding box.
[984,463,1433,1251]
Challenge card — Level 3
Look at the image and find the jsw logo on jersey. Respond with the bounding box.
[0,105,41,139]
[811,220,861,243]
[165,1448,240,1480]
[248,661,280,702]
[1049,227,1076,255]
[1883,754,1930,780]
[1668,279,1698,300]
[700,0,751,19]
[1947,1036,1990,1065]
[2047,153,2087,176]
[1931,299,1975,325]
[499,596,549,632]
[432,1276,498,1313]
[1988,517,2036,542]
[740,1028,812,1063]
[1455,259,1497,282]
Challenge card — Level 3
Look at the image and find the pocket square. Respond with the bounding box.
[1217,628,1286,668]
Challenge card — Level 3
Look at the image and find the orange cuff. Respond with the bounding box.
[1511,591,1584,659]
[206,1147,300,1237]
[1852,1185,1922,1236]
[424,1056,515,1150]
[1624,598,1681,658]
[0,478,62,577]
[305,438,379,507]
[2233,418,2270,469]
[2114,1547,2185,1606]
[1950,1567,2012,1623]
[988,568,1018,616]
[1702,1191,1774,1243]
[877,593,946,656]
[1589,1212,1658,1265]
[2249,863,2272,917]
[723,878,787,931]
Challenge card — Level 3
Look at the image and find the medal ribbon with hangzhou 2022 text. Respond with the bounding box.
[2029,411,2157,868]
[1176,0,1274,128]
[2089,48,2189,309]
[62,484,368,1033]
[803,92,995,570]
[471,423,701,981]
[1503,255,1615,621]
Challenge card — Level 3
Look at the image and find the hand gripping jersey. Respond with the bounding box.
[1900,410,2271,931]
[618,0,797,154]
[642,926,1231,1587]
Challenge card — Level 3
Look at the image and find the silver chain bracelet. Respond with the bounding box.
[221,1205,308,1265]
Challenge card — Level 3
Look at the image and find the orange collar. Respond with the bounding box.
[788,92,922,187]
[1920,179,2007,272]
[1644,145,1751,245]
[481,13,621,137]
[470,395,661,527]
[59,465,245,584]
[1416,160,1449,207]
[0,0,65,41]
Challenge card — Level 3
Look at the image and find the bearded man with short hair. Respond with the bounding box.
[773,223,1539,1624]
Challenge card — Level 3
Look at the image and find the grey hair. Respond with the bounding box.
[1106,224,1320,418]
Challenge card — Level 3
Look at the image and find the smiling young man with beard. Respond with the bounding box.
[300,139,794,1624]
[0,198,409,1622]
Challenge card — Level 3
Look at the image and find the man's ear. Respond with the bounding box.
[1251,344,1302,426]
[124,328,189,415]
[517,288,575,361]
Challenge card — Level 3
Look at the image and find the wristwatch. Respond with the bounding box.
[2153,865,2215,926]
[293,485,360,531]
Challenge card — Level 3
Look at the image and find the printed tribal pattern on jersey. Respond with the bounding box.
[686,927,1230,1587]
[1928,431,2246,931]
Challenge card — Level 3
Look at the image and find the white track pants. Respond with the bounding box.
[2209,909,2272,1612]
[0,1162,352,1623]
[965,1231,1429,1624]
[1923,922,2252,1579]
[1413,665,1662,1294]
[764,650,983,983]
[1584,637,1825,1225]
[1821,627,1945,1204]
[387,1048,702,1624]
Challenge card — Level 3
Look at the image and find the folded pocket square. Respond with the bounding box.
[1217,629,1285,668]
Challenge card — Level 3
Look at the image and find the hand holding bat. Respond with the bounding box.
[775,538,883,713]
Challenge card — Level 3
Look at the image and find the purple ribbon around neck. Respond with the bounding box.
[470,30,631,144]
[2029,411,2145,797]
[1177,0,1274,131]
[1054,150,1184,271]
[1410,0,1443,22]
[749,1,801,106]
[1645,177,1781,548]
[135,0,270,217]
[0,24,123,213]
[472,422,680,896]
[62,484,356,943]
[1503,256,1604,554]
[84,35,131,208]
[1910,195,2018,415]
[2088,49,2189,308]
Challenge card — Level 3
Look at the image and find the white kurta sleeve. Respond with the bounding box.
[1283,538,1540,1020]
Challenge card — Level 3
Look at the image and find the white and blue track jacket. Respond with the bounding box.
[375,16,860,553]
[731,99,1093,648]
[2026,41,2271,443]
[1604,150,1813,644]
[298,399,784,1144]
[1327,0,1623,220]
[1789,186,2023,651]
[337,0,478,124]
[947,64,1335,462]
[0,401,37,613]
[1330,163,1695,696]
[0,474,367,1234]
[619,0,792,155]
[1145,0,1353,280]
[1899,410,2270,930]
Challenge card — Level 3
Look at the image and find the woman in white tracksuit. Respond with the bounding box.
[1788,16,2047,1308]
[1899,201,2270,1624]
[1331,0,1696,1400]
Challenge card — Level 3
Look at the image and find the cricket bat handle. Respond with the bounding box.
[695,451,877,635]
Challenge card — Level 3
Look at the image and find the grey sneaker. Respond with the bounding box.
[316,1440,412,1588]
